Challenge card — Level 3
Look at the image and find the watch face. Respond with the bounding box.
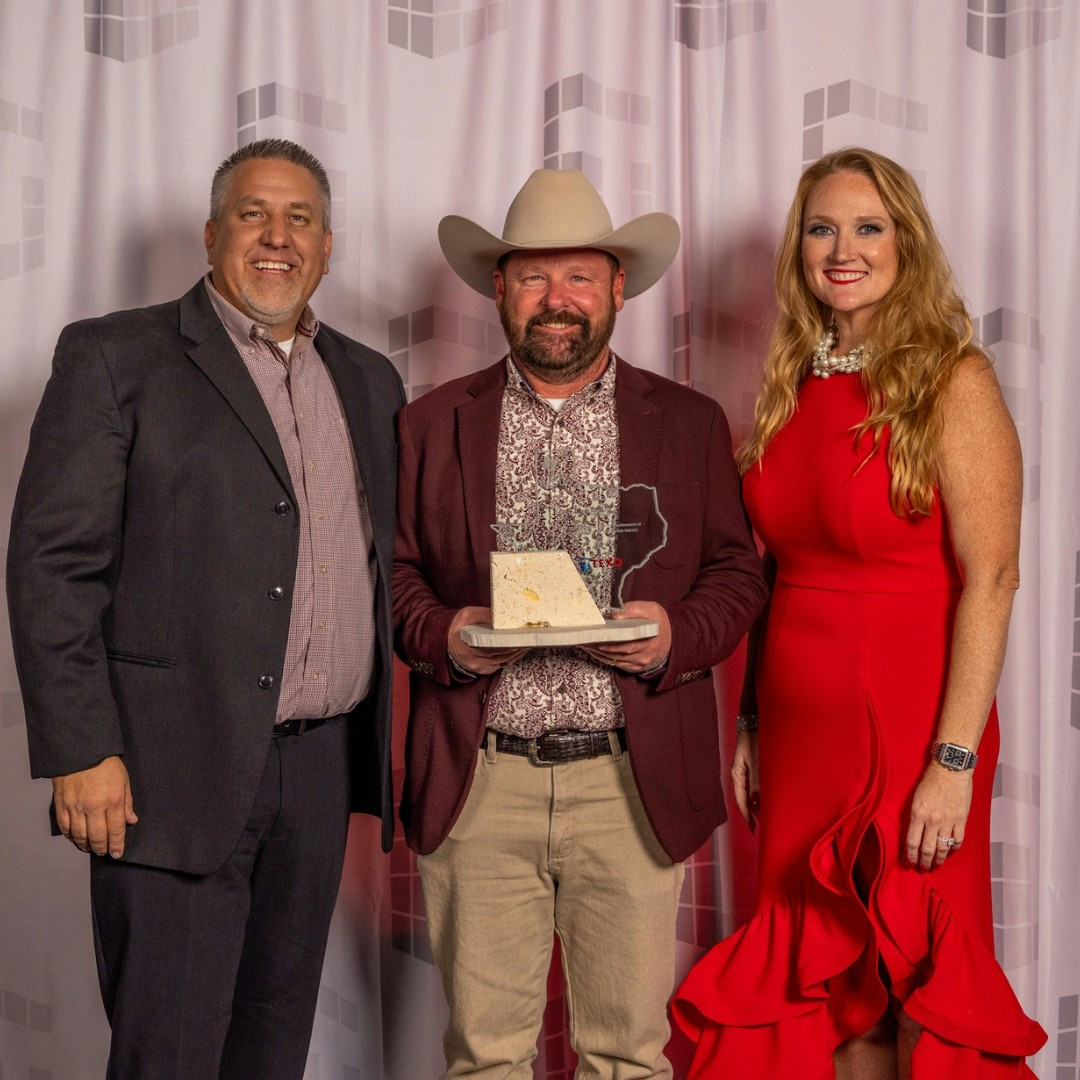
[937,743,973,770]
[940,745,963,768]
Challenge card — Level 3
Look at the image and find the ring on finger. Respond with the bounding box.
[936,835,956,848]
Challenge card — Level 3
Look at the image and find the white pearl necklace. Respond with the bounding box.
[811,325,865,378]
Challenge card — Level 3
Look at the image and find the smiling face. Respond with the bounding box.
[204,157,332,340]
[494,249,625,394]
[801,169,899,347]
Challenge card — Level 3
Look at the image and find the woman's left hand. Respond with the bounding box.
[905,763,974,870]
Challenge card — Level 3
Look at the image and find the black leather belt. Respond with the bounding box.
[490,727,627,767]
[273,714,340,737]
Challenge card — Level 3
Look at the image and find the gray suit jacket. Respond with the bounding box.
[7,281,404,872]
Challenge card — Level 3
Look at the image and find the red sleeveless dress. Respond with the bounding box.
[672,374,1045,1077]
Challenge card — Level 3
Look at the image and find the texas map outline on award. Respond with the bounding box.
[611,483,668,608]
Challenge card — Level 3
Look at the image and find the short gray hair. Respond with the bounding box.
[209,139,331,229]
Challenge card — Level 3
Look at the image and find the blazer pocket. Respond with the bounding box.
[106,650,176,669]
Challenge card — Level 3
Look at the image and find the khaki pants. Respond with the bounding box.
[418,733,685,1080]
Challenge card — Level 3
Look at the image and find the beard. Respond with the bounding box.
[237,280,304,327]
[501,304,617,386]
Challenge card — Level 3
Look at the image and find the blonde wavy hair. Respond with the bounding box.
[739,147,976,517]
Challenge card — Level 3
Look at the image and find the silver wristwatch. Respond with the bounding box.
[932,741,978,772]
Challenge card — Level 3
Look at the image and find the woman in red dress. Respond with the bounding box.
[672,148,1046,1078]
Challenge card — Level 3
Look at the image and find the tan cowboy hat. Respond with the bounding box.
[438,168,680,299]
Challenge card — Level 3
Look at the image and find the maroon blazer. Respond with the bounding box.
[393,356,767,861]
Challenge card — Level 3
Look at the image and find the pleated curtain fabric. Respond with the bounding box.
[0,2,1075,1077]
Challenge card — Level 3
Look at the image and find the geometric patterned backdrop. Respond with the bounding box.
[2,2,1077,1077]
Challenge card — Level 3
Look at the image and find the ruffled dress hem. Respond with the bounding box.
[671,719,1046,1078]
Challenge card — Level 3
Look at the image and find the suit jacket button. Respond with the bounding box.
[268,585,285,601]
[258,674,275,689]
[274,501,291,516]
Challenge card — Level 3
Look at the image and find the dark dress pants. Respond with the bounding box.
[90,716,352,1080]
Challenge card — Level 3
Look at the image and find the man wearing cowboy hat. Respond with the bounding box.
[394,169,766,1078]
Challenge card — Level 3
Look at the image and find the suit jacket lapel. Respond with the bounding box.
[614,357,663,580]
[318,332,373,480]
[178,284,297,503]
[457,362,507,576]
[318,334,392,564]
[615,355,663,481]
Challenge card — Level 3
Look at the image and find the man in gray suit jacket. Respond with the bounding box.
[6,140,403,1080]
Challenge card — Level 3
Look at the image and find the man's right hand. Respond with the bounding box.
[448,606,530,676]
[52,756,138,859]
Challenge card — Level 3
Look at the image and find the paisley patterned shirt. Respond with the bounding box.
[486,355,624,736]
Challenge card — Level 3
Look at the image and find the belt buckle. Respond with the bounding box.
[525,737,556,767]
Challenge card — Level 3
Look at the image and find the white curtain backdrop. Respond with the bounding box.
[1,2,1076,1077]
